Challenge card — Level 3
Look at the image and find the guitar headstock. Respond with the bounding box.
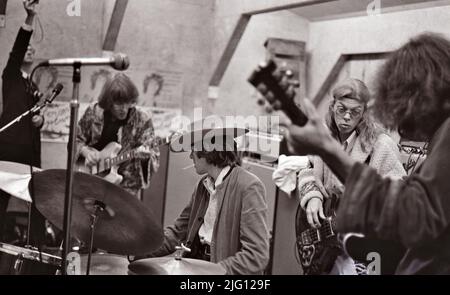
[248,59,308,127]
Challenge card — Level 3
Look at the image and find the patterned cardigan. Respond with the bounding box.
[75,103,160,195]
[298,133,406,209]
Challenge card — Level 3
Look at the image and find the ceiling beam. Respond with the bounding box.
[312,51,391,106]
[102,0,129,52]
[209,14,251,87]
[248,0,338,15]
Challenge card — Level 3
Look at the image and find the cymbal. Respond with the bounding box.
[80,253,129,275]
[128,257,226,275]
[0,161,41,174]
[31,169,164,255]
[0,161,41,202]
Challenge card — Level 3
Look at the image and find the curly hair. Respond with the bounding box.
[326,78,384,153]
[374,32,450,139]
[98,73,139,110]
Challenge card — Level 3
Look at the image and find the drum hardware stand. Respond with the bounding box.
[13,253,25,275]
[61,63,81,275]
[87,200,104,275]
[82,198,114,275]
[174,243,191,260]
[26,202,32,246]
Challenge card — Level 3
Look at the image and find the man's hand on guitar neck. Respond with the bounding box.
[80,146,100,167]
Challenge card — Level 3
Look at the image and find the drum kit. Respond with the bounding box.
[0,161,226,275]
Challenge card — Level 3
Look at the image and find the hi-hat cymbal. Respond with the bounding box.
[128,257,226,275]
[31,169,164,255]
[0,161,41,202]
[0,161,41,174]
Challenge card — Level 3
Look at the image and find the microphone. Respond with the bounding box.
[45,83,64,104]
[38,53,130,71]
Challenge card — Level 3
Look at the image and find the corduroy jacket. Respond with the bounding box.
[147,166,270,275]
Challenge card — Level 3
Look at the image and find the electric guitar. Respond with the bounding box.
[248,59,406,274]
[76,136,170,184]
[294,195,342,275]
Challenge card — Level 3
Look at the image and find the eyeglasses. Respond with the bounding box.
[334,105,363,119]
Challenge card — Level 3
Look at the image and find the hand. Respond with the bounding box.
[81,147,100,167]
[23,0,38,16]
[281,98,337,156]
[135,145,152,159]
[305,197,325,228]
[31,114,43,128]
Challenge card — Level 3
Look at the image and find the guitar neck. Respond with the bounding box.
[248,59,308,127]
[300,218,336,245]
[103,136,169,170]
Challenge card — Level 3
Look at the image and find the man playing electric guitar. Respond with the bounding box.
[75,73,160,197]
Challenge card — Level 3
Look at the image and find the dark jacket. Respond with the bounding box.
[336,118,450,274]
[0,27,41,167]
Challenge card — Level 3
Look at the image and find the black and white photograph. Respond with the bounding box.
[0,0,449,290]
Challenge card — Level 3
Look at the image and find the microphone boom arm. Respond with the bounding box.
[0,84,64,134]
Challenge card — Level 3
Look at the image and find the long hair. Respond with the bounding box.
[98,73,139,110]
[374,32,450,139]
[326,78,384,153]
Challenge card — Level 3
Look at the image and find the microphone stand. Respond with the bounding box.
[61,62,81,275]
[0,96,45,134]
[0,81,59,251]
[0,96,39,249]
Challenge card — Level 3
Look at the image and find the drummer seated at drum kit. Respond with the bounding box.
[133,124,271,275]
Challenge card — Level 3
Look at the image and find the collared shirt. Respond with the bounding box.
[343,130,358,153]
[327,130,358,197]
[198,165,231,245]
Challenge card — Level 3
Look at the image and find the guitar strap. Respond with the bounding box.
[117,126,123,145]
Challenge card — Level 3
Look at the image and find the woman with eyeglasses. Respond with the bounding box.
[296,78,406,275]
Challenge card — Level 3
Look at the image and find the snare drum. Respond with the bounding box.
[0,242,61,275]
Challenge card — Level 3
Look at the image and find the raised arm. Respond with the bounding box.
[2,0,37,80]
